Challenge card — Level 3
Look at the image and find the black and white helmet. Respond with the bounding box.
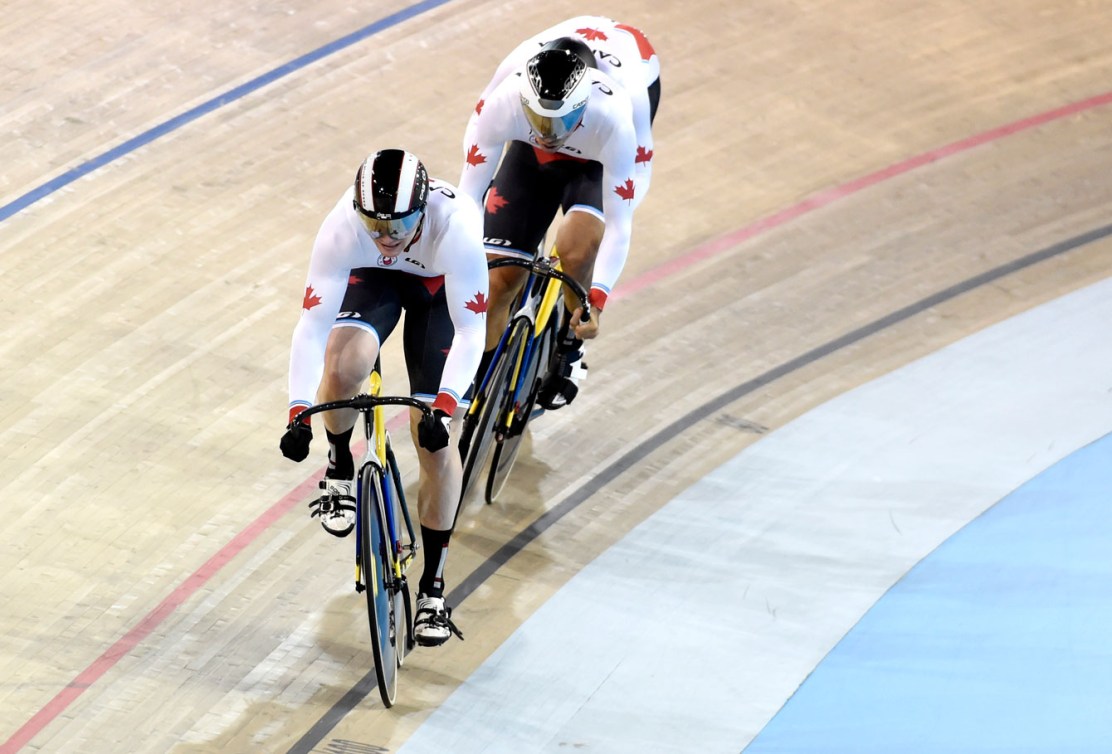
[353,149,429,238]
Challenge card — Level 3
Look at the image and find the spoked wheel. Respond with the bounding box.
[460,319,526,502]
[486,319,555,502]
[360,464,399,707]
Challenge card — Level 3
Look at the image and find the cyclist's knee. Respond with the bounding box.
[487,263,527,304]
[319,360,364,399]
[320,330,377,397]
[555,213,603,278]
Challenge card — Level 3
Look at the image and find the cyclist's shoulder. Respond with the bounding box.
[426,178,475,216]
[425,178,483,241]
[582,70,636,135]
[313,187,363,253]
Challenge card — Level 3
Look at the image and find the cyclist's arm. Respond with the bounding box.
[287,204,356,422]
[590,107,641,311]
[458,80,517,211]
[430,206,489,416]
[628,80,655,201]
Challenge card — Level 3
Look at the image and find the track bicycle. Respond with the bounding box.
[458,252,591,505]
[287,366,430,708]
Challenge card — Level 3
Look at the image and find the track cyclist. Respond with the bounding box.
[279,149,487,646]
[458,15,661,408]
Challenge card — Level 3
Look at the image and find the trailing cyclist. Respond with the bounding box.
[279,149,487,646]
[458,15,661,409]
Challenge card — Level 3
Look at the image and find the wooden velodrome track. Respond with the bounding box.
[2,0,1112,751]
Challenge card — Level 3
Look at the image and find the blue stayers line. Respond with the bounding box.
[0,0,453,224]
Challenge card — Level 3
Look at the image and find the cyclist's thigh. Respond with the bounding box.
[336,267,404,338]
[560,159,604,225]
[484,141,563,257]
[558,160,605,274]
[554,210,604,277]
[397,274,456,404]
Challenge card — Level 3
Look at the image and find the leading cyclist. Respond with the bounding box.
[279,149,487,646]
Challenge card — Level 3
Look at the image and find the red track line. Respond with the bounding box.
[4,88,1111,753]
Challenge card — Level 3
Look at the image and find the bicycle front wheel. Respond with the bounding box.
[486,315,554,502]
[460,318,526,502]
[384,448,416,665]
[360,463,399,707]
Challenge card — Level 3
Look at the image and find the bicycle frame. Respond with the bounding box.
[499,273,560,433]
[357,370,417,589]
[469,253,586,422]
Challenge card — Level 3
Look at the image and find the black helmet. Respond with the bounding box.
[353,149,429,238]
[520,38,598,149]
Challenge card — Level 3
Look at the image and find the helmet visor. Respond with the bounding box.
[355,207,423,239]
[524,105,585,148]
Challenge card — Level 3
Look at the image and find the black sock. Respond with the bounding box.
[325,427,354,479]
[419,525,452,597]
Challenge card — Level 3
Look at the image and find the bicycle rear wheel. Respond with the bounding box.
[486,317,555,502]
[460,319,526,502]
[360,463,399,707]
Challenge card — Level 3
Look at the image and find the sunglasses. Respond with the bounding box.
[354,206,423,239]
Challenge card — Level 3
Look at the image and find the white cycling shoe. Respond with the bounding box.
[309,476,356,537]
[413,593,463,646]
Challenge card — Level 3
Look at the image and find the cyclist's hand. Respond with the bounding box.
[570,306,599,340]
[280,420,312,462]
[418,409,451,452]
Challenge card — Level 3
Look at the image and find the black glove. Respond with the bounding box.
[417,409,451,452]
[280,420,313,462]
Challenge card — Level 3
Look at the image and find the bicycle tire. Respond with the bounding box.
[384,451,416,663]
[460,319,525,502]
[486,316,556,502]
[397,582,413,665]
[360,463,399,707]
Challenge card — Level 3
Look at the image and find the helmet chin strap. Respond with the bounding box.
[402,215,425,253]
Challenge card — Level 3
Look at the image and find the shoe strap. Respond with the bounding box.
[309,497,356,517]
[415,603,465,641]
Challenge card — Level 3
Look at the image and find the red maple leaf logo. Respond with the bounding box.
[302,285,322,311]
[348,274,363,286]
[485,186,508,214]
[465,291,488,315]
[466,144,486,167]
[576,27,607,41]
[475,99,485,115]
[635,146,654,164]
[614,179,636,202]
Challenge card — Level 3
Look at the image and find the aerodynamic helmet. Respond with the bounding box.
[519,37,597,149]
[352,149,429,239]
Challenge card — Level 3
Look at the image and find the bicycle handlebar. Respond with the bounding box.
[289,394,433,429]
[488,256,592,323]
